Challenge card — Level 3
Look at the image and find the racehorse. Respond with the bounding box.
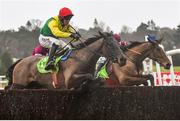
[98,37,171,86]
[7,32,126,90]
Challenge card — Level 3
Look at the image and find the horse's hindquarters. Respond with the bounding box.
[13,56,42,87]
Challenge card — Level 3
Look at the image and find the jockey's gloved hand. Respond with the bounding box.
[70,33,81,40]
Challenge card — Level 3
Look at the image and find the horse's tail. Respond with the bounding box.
[4,59,22,90]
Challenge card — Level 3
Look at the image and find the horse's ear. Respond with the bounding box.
[99,31,105,37]
[107,32,113,36]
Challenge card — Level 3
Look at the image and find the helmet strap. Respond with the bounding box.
[59,16,65,26]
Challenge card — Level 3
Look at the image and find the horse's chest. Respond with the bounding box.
[124,65,138,75]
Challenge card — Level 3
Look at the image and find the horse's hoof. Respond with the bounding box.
[150,80,155,86]
[148,74,154,80]
[148,74,155,86]
[143,81,148,86]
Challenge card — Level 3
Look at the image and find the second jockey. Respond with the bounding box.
[32,44,49,56]
[95,33,128,77]
[39,7,80,70]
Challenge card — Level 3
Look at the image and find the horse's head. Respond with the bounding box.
[148,36,171,69]
[99,31,126,66]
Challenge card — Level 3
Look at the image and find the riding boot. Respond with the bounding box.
[45,43,59,70]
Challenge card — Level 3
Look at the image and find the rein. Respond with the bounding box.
[78,37,104,57]
[121,43,152,75]
[120,47,138,65]
[127,48,142,55]
[70,25,107,59]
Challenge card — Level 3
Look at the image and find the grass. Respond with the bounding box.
[153,66,180,72]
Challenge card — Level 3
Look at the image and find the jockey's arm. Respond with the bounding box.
[68,25,76,33]
[48,20,71,38]
[68,26,79,42]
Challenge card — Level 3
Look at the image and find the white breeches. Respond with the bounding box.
[39,34,72,49]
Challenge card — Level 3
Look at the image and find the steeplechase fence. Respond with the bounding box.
[0,86,180,120]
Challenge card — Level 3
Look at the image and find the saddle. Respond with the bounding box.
[97,60,112,79]
[36,49,73,88]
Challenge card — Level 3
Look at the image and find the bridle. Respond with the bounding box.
[121,42,156,75]
[69,26,123,63]
[126,48,142,55]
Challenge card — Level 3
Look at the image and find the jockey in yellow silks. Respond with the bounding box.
[39,7,80,70]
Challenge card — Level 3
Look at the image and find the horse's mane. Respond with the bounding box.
[120,41,144,51]
[127,41,143,48]
[75,35,102,49]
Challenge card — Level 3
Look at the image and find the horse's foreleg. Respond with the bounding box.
[134,74,154,86]
[67,73,94,89]
[9,83,25,90]
[122,75,154,86]
[146,74,154,86]
[63,70,73,89]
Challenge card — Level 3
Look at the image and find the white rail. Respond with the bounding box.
[0,75,7,89]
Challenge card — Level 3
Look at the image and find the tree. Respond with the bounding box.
[176,24,180,33]
[147,20,156,30]
[173,24,180,48]
[0,51,13,74]
[0,60,5,75]
[26,19,42,31]
[105,26,111,33]
[93,18,99,28]
[121,25,132,34]
[136,22,148,32]
[18,26,28,32]
[26,20,32,27]
[99,21,105,31]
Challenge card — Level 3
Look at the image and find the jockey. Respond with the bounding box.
[113,33,128,46]
[32,44,49,56]
[39,7,80,70]
[95,33,124,77]
[113,33,121,42]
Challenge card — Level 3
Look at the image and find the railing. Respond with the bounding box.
[0,75,8,89]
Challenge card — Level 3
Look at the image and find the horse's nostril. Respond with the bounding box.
[165,63,171,69]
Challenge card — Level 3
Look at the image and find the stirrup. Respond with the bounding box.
[45,65,55,70]
[45,62,55,70]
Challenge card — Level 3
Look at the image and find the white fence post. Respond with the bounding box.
[0,75,7,89]
[156,62,163,86]
[168,56,176,85]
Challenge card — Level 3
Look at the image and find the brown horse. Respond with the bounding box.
[8,32,126,89]
[98,37,171,86]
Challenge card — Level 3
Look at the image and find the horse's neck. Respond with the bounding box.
[126,43,152,63]
[73,39,104,73]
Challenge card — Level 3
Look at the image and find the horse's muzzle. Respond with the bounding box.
[164,63,171,69]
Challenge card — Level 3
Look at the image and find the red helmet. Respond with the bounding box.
[113,34,121,42]
[59,7,74,18]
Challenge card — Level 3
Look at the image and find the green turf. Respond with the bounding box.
[153,66,180,72]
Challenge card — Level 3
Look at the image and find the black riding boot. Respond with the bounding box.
[45,43,58,70]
